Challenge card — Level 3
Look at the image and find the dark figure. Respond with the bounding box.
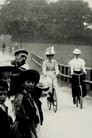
[31,86,43,125]
[2,43,6,53]
[10,69,43,138]
[18,70,44,125]
[0,66,23,97]
[10,49,28,99]
[10,92,39,138]
[0,79,13,138]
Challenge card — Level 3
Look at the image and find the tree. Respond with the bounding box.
[0,0,92,44]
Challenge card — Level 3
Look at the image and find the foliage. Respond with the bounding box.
[0,0,92,44]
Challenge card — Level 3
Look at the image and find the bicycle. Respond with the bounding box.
[73,72,85,109]
[46,76,58,113]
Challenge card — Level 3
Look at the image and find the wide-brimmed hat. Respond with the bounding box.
[12,69,40,85]
[73,49,81,55]
[0,66,22,79]
[14,49,28,57]
[0,79,8,90]
[45,46,56,56]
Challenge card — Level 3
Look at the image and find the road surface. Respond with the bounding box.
[40,84,92,138]
[2,51,92,138]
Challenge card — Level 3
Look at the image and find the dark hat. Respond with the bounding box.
[0,79,8,90]
[10,70,40,96]
[14,49,28,56]
[12,69,40,85]
[0,66,23,79]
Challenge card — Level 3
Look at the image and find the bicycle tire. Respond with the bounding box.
[52,88,58,113]
[80,96,83,109]
[47,96,51,110]
[79,86,83,109]
[76,97,78,107]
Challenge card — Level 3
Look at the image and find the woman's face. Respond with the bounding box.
[47,55,54,60]
[74,54,80,58]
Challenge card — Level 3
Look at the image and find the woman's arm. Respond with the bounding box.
[42,60,47,75]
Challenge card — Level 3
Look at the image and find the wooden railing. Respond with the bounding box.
[31,52,92,90]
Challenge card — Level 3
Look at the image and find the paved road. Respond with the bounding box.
[40,84,92,138]
[2,52,92,138]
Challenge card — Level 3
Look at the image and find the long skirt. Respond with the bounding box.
[71,71,87,98]
[39,73,57,93]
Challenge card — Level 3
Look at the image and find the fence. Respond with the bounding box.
[31,52,92,90]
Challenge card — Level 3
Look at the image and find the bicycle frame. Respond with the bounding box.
[43,74,56,92]
[46,75,58,112]
[73,72,84,89]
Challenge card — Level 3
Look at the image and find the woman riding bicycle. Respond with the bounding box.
[68,49,87,104]
[42,46,59,99]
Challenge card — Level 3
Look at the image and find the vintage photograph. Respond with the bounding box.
[0,0,92,138]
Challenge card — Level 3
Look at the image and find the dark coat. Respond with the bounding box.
[10,92,39,138]
[15,93,39,125]
[11,60,26,71]
[0,107,12,138]
[31,87,43,125]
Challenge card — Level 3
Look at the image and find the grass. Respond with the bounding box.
[20,42,92,68]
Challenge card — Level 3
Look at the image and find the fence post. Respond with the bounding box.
[65,66,68,82]
[61,66,64,81]
[90,69,92,90]
[31,52,92,91]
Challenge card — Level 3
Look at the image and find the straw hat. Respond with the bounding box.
[14,49,28,57]
[45,46,56,56]
[73,49,81,55]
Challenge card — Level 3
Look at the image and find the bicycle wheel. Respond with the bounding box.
[80,96,83,109]
[52,88,58,113]
[47,96,51,110]
[79,86,83,109]
[76,97,78,107]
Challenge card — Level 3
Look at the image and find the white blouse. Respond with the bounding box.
[69,57,86,75]
[42,59,59,76]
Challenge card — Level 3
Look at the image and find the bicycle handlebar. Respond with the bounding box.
[73,72,85,76]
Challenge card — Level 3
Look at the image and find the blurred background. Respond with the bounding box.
[0,0,92,67]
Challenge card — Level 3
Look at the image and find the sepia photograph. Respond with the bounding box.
[0,0,92,138]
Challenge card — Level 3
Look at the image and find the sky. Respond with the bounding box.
[0,0,92,8]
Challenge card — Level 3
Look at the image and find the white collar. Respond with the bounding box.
[0,104,7,112]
